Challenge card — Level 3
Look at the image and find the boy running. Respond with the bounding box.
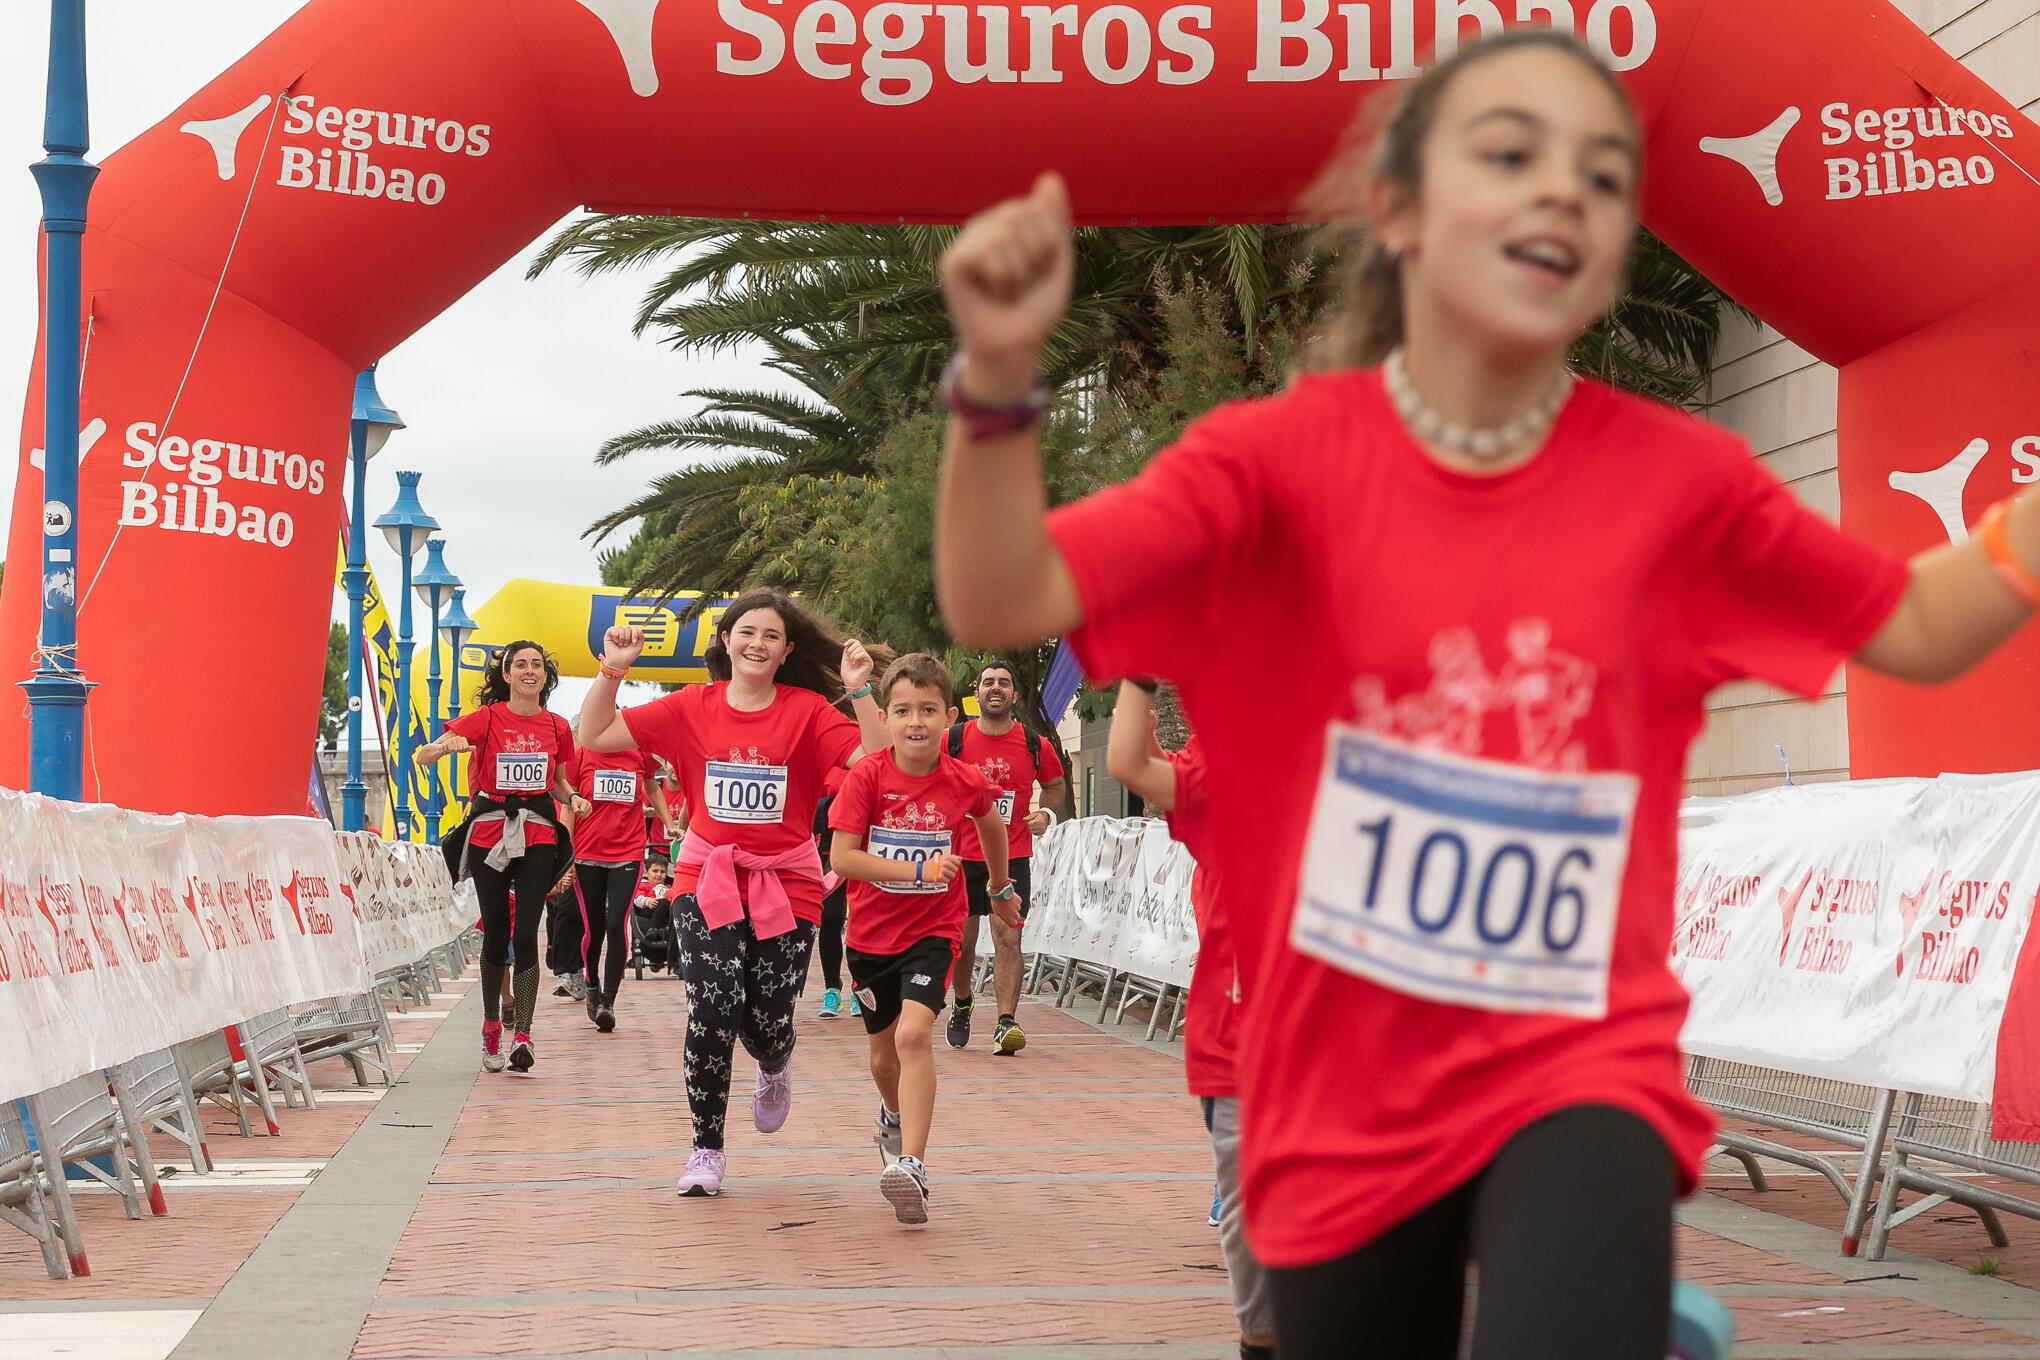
[829,653,1021,1224]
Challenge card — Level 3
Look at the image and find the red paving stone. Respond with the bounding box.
[0,1190,295,1299]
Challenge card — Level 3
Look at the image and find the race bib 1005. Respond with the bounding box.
[869,826,952,894]
[703,761,788,825]
[1290,727,1636,1019]
[591,769,638,804]
[495,752,549,793]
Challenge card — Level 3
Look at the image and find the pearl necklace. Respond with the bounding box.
[1383,348,1574,462]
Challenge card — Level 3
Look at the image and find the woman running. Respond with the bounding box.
[418,641,588,1074]
[578,589,888,1196]
[931,29,2040,1357]
[570,738,678,1031]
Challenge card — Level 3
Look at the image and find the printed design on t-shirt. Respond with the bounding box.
[725,745,770,765]
[975,755,1013,789]
[500,728,551,755]
[1349,618,1595,770]
[878,794,947,832]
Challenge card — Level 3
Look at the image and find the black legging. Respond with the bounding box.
[818,881,848,990]
[1267,1105,1673,1360]
[674,895,816,1150]
[471,851,551,1032]
[575,860,641,1003]
[544,882,582,975]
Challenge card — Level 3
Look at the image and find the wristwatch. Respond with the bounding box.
[942,353,1051,443]
[988,880,1019,901]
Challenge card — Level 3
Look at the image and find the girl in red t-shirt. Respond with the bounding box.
[579,589,890,1198]
[568,742,677,1032]
[931,29,2040,1359]
[417,641,589,1076]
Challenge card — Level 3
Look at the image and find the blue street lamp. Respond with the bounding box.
[23,1,100,800]
[411,539,459,845]
[439,587,479,726]
[342,366,403,833]
[374,473,437,841]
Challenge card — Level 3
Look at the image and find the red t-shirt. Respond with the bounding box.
[1164,738,1240,1099]
[829,748,996,955]
[622,682,861,921]
[570,746,652,864]
[1046,370,1909,1268]
[445,704,573,850]
[952,721,1067,861]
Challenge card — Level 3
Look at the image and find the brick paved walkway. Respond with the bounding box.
[7,960,2040,1359]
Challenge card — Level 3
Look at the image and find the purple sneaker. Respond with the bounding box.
[676,1147,726,1197]
[753,1061,793,1134]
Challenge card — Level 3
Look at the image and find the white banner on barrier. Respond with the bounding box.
[1672,773,2040,1105]
[0,790,465,1107]
[1018,817,1196,988]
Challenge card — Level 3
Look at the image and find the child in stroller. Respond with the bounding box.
[627,855,680,981]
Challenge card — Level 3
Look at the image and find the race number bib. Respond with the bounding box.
[495,752,549,793]
[703,761,788,825]
[994,791,1017,823]
[1290,727,1636,1019]
[869,827,952,894]
[591,769,638,804]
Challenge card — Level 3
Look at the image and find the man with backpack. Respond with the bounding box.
[946,660,1067,1055]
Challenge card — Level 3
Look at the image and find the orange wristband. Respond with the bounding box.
[1979,499,2040,610]
[599,663,627,680]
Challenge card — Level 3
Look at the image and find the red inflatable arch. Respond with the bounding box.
[5,0,2037,815]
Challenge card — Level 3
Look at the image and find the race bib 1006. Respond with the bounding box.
[591,769,638,804]
[1290,727,1636,1020]
[869,826,952,894]
[495,752,549,793]
[703,761,788,825]
[995,791,1017,823]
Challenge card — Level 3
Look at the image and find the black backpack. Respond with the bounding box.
[947,720,1042,773]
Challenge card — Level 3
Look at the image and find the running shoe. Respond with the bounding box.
[586,990,604,1026]
[1208,1185,1223,1226]
[818,988,841,1018]
[551,974,572,997]
[481,1019,506,1073]
[993,1018,1027,1056]
[676,1147,725,1197]
[848,990,862,1017]
[509,1033,536,1073]
[874,1104,903,1163]
[568,974,590,1002]
[946,996,973,1049]
[880,1154,930,1224]
[753,1061,793,1134]
[595,1001,616,1034]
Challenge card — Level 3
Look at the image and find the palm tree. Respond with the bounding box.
[538,216,1742,603]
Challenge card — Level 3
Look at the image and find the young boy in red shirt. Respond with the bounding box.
[830,652,1020,1223]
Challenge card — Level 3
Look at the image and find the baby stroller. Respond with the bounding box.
[628,886,679,981]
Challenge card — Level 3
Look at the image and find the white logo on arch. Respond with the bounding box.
[180,95,273,181]
[572,0,665,97]
[28,417,107,473]
[1699,106,1801,207]
[1889,437,1990,544]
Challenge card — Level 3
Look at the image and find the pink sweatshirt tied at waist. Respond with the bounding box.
[675,829,824,939]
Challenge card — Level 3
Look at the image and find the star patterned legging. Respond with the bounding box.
[673,894,816,1151]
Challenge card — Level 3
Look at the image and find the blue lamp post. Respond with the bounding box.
[411,540,460,845]
[374,473,437,842]
[439,587,479,726]
[23,0,100,800]
[342,366,404,833]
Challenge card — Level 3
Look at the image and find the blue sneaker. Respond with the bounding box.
[818,988,841,1018]
[1208,1186,1222,1227]
[1669,1281,1734,1360]
[848,990,863,1017]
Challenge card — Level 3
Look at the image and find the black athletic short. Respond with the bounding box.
[963,856,1032,920]
[848,936,958,1035]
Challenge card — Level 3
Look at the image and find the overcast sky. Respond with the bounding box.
[0,3,780,713]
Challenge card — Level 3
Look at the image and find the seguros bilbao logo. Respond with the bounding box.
[1701,99,2013,207]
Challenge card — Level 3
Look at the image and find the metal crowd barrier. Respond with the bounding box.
[1687,1056,2031,1260]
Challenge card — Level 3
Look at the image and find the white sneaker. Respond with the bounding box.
[551,974,572,997]
[568,974,589,1001]
[880,1155,929,1225]
[874,1106,903,1164]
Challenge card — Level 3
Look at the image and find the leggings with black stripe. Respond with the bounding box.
[575,860,641,1004]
